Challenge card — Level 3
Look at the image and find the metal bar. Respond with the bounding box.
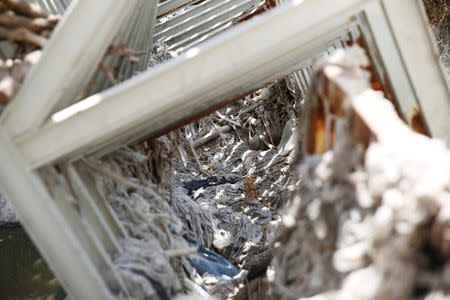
[381,0,450,143]
[359,1,419,124]
[0,131,113,300]
[166,0,264,51]
[157,0,200,17]
[73,162,129,240]
[89,3,144,97]
[142,2,160,71]
[1,0,140,139]
[50,0,64,14]
[155,0,222,34]
[31,0,53,13]
[85,0,159,97]
[120,1,157,77]
[40,166,128,296]
[177,0,266,52]
[17,0,370,169]
[154,0,256,40]
[66,164,125,254]
[177,21,234,52]
[275,0,292,4]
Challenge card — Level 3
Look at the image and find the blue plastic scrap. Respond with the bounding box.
[187,244,239,278]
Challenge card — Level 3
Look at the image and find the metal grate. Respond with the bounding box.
[155,0,267,52]
[28,0,72,14]
[81,1,159,99]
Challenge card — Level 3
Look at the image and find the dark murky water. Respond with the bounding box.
[0,226,58,300]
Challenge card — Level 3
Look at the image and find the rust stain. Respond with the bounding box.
[265,0,278,8]
[245,177,257,200]
[238,1,272,23]
[410,106,430,136]
[307,100,328,155]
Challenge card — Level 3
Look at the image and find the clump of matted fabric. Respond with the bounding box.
[83,38,303,298]
[88,79,302,299]
[270,47,450,300]
[165,80,302,299]
[173,80,301,264]
[85,137,196,299]
[85,134,248,299]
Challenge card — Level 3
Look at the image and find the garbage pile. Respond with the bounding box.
[270,47,450,300]
[92,2,450,299]
[84,76,301,299]
[92,44,450,300]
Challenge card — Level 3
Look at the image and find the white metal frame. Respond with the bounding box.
[381,0,450,141]
[0,0,448,298]
[0,1,141,299]
[1,0,140,139]
[11,0,450,171]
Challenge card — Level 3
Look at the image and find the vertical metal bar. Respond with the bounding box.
[66,164,125,253]
[381,0,450,144]
[359,1,419,122]
[0,131,113,300]
[83,0,158,97]
[68,163,128,248]
[40,166,128,296]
